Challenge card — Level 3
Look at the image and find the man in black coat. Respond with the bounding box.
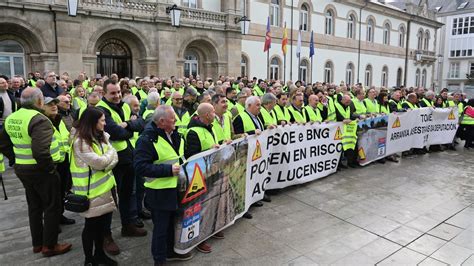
[134,105,193,264]
[40,71,64,98]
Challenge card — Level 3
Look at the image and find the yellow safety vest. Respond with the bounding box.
[5,109,54,165]
[421,98,433,107]
[273,104,290,123]
[353,99,367,115]
[144,136,184,189]
[461,107,474,125]
[335,102,357,151]
[96,100,130,152]
[0,154,4,173]
[51,120,70,163]
[212,113,232,143]
[237,111,262,133]
[288,105,306,123]
[259,107,277,128]
[186,126,217,152]
[364,98,379,113]
[70,141,116,199]
[326,97,336,121]
[304,106,322,122]
[175,111,191,136]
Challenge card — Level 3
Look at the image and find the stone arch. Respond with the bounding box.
[241,52,251,77]
[86,24,150,78]
[269,54,283,80]
[347,10,358,22]
[323,4,338,18]
[178,37,220,79]
[0,21,48,74]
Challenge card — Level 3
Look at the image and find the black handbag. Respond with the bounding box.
[64,167,91,213]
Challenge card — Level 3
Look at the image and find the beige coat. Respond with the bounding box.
[72,133,118,218]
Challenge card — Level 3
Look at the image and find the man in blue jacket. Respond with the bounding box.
[134,105,193,265]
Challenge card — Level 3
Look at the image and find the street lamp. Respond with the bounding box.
[166,4,182,27]
[235,16,251,35]
[415,50,422,62]
[67,0,78,17]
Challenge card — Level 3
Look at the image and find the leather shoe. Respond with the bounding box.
[196,241,212,253]
[103,234,120,255]
[41,243,72,257]
[94,254,117,266]
[252,201,263,207]
[262,194,272,202]
[33,246,42,253]
[121,224,147,237]
[135,218,144,228]
[212,231,225,239]
[138,209,152,220]
[60,215,76,225]
[243,212,253,219]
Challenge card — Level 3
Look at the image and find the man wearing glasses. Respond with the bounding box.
[41,71,65,98]
[171,92,191,136]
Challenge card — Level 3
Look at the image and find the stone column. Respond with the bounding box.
[56,13,84,78]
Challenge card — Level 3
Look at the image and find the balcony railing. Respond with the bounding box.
[81,0,227,26]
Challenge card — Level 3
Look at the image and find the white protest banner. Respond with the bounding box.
[386,107,458,154]
[245,122,343,209]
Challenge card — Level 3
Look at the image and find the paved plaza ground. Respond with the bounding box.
[0,148,472,265]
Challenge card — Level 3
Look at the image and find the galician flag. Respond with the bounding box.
[264,16,271,52]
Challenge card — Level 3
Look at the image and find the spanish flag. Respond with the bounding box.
[282,23,288,55]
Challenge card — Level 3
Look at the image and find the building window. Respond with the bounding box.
[449,62,460,78]
[0,40,25,78]
[324,61,333,83]
[270,0,280,27]
[184,52,199,78]
[450,49,473,58]
[381,66,389,87]
[346,63,354,86]
[270,57,280,80]
[423,30,430,50]
[470,62,474,76]
[367,18,374,42]
[182,0,197,8]
[347,14,356,39]
[383,23,390,45]
[365,65,372,87]
[417,29,424,50]
[325,9,334,35]
[421,69,427,88]
[415,68,420,86]
[399,25,405,47]
[396,68,403,87]
[299,60,308,82]
[241,55,248,77]
[300,4,309,32]
[451,16,474,35]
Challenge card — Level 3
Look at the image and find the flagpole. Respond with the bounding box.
[283,22,287,83]
[290,0,293,81]
[267,49,270,80]
[310,55,313,84]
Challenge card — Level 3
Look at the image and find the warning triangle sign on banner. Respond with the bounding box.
[358,147,366,160]
[334,127,343,140]
[392,117,401,128]
[448,110,455,120]
[252,140,262,161]
[181,163,208,204]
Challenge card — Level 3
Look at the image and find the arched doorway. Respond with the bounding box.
[97,38,132,78]
[180,39,219,79]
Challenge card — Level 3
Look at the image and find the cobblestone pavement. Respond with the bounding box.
[0,148,473,265]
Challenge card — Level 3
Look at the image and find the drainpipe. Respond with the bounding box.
[50,5,58,54]
[357,0,368,84]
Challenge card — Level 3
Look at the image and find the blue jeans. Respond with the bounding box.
[146,189,175,263]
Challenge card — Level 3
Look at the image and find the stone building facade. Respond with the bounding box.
[0,0,443,89]
[0,0,244,79]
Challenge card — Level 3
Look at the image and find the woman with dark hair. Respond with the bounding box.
[434,95,444,108]
[460,99,474,149]
[71,107,118,265]
[119,79,129,93]
[377,92,390,114]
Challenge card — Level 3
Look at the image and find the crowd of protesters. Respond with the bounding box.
[0,70,473,266]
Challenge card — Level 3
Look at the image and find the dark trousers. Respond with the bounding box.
[82,212,112,260]
[135,175,147,214]
[56,155,72,214]
[17,171,61,247]
[464,125,474,148]
[108,163,137,230]
[146,189,175,263]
